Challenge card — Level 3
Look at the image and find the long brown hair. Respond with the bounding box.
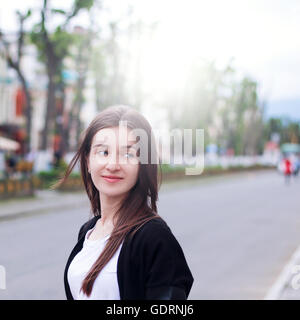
[52,105,162,296]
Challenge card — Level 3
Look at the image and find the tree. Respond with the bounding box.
[0,9,33,155]
[30,0,94,158]
[92,20,131,111]
[67,27,94,151]
[264,117,300,145]
[163,59,232,154]
[232,77,265,155]
[91,7,156,112]
[159,58,265,156]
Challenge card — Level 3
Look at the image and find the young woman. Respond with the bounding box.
[55,105,194,300]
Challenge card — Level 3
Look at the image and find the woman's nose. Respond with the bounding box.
[105,153,121,170]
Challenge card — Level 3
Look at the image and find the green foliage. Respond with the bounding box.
[160,164,186,173]
[29,0,94,68]
[30,25,75,67]
[74,0,94,11]
[53,158,68,172]
[29,23,48,63]
[51,9,66,15]
[51,27,75,59]
[16,9,31,20]
[38,161,80,189]
[264,117,300,145]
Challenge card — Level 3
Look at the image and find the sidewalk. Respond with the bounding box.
[0,169,273,221]
[0,189,89,221]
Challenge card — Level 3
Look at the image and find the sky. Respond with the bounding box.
[1,0,300,120]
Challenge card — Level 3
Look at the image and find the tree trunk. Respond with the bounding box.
[18,71,33,155]
[55,79,67,156]
[41,71,56,150]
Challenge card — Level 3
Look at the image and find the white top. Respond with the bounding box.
[67,227,123,300]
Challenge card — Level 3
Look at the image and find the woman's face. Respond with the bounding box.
[87,126,140,198]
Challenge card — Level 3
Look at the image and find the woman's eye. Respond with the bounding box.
[96,150,135,159]
[124,152,134,158]
[97,150,108,156]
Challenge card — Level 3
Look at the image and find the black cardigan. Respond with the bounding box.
[64,215,194,300]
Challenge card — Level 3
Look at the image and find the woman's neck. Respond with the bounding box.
[99,193,126,226]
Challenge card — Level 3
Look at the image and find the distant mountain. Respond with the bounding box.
[265,99,300,120]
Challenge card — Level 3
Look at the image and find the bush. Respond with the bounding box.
[160,164,186,173]
[37,166,82,190]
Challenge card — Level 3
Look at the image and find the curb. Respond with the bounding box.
[264,244,300,300]
[0,193,89,222]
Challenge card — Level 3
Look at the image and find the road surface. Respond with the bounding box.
[0,170,299,299]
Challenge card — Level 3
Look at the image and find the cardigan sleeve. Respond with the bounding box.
[137,220,194,299]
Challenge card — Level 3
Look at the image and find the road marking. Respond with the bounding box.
[264,244,300,300]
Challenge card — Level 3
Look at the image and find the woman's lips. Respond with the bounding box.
[102,176,123,183]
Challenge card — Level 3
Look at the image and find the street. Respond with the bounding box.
[0,170,300,299]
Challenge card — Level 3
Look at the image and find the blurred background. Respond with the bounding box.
[0,0,300,300]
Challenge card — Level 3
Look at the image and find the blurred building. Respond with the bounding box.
[0,48,25,154]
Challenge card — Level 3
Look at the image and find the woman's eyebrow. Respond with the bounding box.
[120,144,137,149]
[92,143,108,149]
[92,143,136,149]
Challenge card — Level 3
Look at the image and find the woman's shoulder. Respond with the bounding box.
[130,216,182,250]
[128,216,193,293]
[142,216,169,229]
[134,216,171,236]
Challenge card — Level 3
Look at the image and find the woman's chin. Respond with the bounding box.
[99,188,129,199]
